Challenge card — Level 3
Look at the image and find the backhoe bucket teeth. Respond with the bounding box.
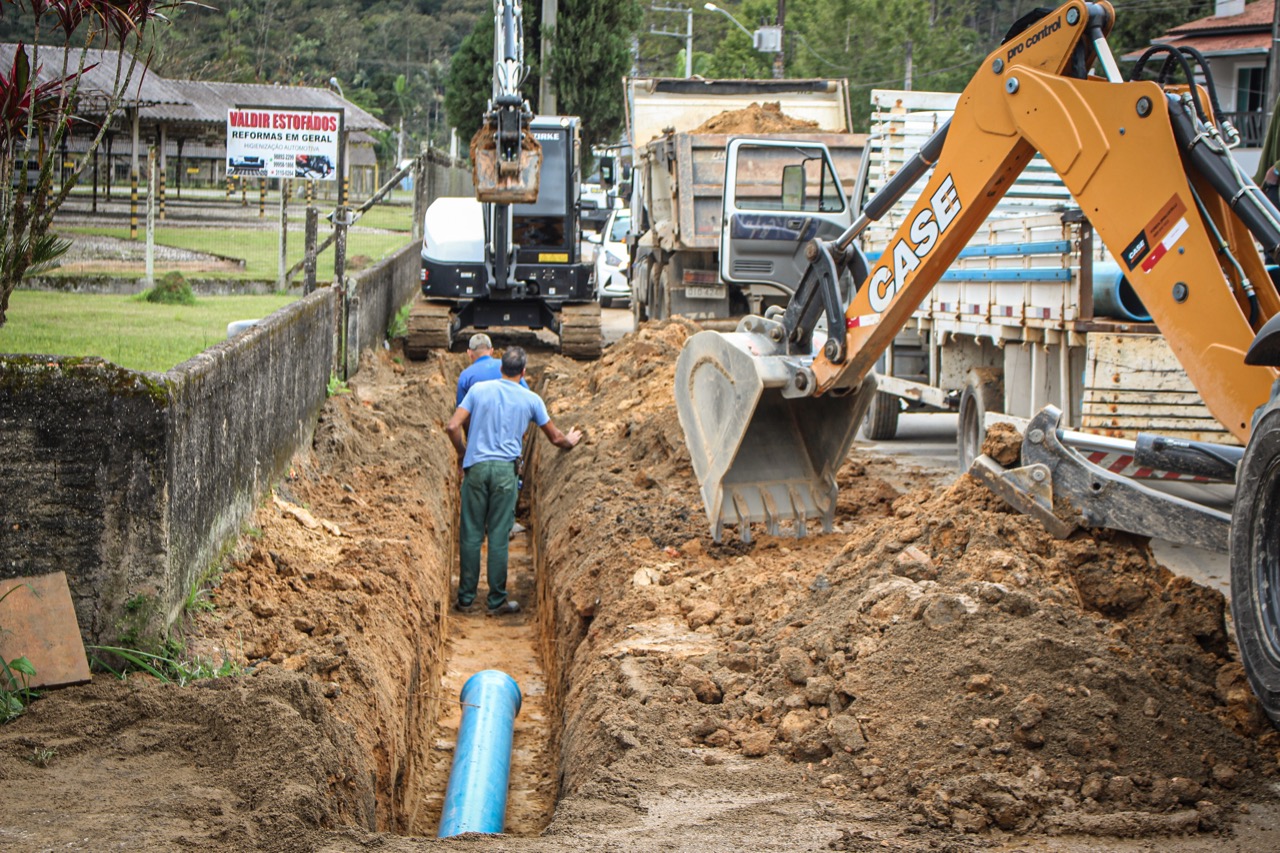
[470,124,542,205]
[675,329,875,543]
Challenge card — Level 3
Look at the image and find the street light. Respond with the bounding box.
[703,3,752,40]
[328,77,345,100]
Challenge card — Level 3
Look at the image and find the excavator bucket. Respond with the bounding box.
[470,124,541,205]
[675,329,876,543]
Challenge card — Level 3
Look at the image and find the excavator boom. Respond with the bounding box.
[676,0,1280,543]
[471,0,541,204]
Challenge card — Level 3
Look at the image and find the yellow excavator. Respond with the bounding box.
[674,1,1280,722]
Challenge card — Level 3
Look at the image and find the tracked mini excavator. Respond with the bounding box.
[406,0,601,360]
[674,1,1280,722]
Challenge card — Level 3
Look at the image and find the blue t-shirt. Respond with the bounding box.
[459,378,550,468]
[456,355,528,405]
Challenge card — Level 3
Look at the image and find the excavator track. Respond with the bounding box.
[558,302,603,360]
[405,299,454,361]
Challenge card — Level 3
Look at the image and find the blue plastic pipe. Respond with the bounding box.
[437,670,523,838]
[1092,261,1151,322]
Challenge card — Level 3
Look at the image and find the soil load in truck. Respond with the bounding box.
[626,77,867,323]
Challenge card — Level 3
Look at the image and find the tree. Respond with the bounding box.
[443,10,492,146]
[0,0,180,327]
[546,0,642,153]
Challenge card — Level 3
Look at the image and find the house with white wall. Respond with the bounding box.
[1130,0,1273,171]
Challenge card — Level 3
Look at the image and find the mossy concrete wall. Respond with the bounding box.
[0,153,468,645]
[344,242,419,378]
[0,289,335,643]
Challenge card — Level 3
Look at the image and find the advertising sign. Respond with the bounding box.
[226,107,342,180]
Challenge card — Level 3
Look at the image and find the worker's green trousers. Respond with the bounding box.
[458,460,519,610]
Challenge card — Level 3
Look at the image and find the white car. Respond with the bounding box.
[593,208,631,308]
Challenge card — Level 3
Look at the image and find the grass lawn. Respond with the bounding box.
[0,290,298,373]
[58,225,412,281]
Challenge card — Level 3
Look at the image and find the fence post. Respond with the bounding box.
[144,146,156,286]
[304,206,318,295]
[130,168,138,240]
[278,179,289,290]
[259,178,266,218]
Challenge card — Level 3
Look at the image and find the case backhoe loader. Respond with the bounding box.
[673,1,1280,722]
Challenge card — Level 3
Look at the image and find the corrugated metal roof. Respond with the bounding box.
[0,43,388,134]
[149,80,387,132]
[1168,0,1272,34]
[0,43,190,107]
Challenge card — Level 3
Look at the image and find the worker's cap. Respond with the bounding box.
[468,333,493,351]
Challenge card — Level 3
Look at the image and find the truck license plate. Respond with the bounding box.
[685,285,725,300]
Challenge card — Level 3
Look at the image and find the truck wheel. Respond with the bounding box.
[654,266,675,321]
[631,259,651,324]
[958,368,1004,471]
[1230,385,1280,726]
[862,392,901,441]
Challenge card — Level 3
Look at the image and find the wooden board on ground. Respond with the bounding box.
[0,572,92,689]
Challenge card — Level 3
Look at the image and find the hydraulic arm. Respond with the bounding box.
[470,0,541,205]
[675,0,1280,544]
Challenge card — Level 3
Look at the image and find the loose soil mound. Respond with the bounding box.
[533,321,1279,843]
[691,101,823,134]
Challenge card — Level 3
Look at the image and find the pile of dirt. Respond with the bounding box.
[691,101,823,135]
[532,320,1279,841]
[0,348,460,848]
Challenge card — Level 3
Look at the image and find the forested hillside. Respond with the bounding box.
[0,1,1218,159]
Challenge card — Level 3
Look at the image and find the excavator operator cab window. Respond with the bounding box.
[513,127,570,250]
[733,144,845,214]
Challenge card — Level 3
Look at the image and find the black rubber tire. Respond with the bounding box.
[957,368,1004,472]
[631,260,650,324]
[1230,384,1280,726]
[600,296,613,309]
[862,392,901,441]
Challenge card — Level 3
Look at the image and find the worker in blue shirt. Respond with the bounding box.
[456,333,526,406]
[445,346,581,615]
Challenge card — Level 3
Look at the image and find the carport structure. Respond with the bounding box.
[0,43,387,204]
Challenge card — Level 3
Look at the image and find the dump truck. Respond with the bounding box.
[671,1,1280,722]
[625,77,867,322]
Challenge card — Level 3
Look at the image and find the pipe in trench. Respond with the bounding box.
[437,669,523,838]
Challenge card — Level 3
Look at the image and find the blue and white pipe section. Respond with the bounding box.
[438,670,523,838]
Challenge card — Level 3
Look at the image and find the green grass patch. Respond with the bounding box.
[0,290,296,373]
[58,225,411,281]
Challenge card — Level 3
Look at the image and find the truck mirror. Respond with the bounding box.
[782,164,805,210]
[600,155,616,186]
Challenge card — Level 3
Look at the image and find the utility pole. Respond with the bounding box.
[652,5,695,78]
[773,0,785,79]
[904,39,913,91]
[541,0,557,114]
[1269,0,1280,117]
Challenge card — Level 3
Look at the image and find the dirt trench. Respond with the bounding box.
[2,321,1280,852]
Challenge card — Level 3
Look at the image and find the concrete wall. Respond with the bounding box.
[0,290,335,643]
[0,154,469,646]
[344,243,420,378]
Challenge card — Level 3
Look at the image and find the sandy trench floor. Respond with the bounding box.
[0,319,1279,852]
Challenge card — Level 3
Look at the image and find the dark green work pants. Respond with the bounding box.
[458,459,519,610]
